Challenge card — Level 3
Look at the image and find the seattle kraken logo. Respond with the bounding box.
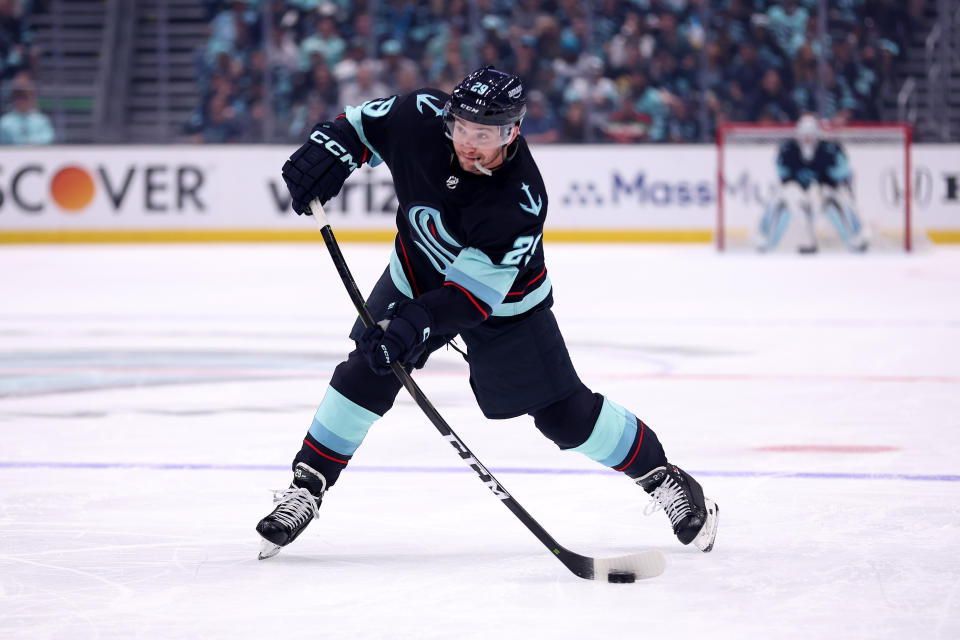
[416,93,445,117]
[519,182,542,216]
[408,205,462,273]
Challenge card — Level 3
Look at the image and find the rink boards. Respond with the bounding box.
[0,144,957,243]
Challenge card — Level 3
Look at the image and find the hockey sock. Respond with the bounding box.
[611,417,667,479]
[295,385,380,487]
[567,396,667,479]
[293,350,403,488]
[532,390,668,479]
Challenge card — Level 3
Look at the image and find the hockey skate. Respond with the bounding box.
[256,462,327,560]
[637,464,719,552]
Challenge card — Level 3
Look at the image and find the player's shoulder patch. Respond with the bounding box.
[355,95,398,118]
[407,87,449,119]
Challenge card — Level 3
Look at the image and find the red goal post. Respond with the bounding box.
[716,121,913,252]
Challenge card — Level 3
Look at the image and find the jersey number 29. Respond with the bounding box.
[501,234,542,266]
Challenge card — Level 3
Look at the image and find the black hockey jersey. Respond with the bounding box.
[776,139,852,189]
[341,88,551,334]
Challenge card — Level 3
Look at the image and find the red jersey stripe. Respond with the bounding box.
[443,282,489,319]
[397,235,421,297]
[507,266,547,296]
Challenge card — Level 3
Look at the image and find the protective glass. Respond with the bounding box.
[443,114,514,149]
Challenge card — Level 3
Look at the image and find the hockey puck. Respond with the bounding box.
[607,570,636,583]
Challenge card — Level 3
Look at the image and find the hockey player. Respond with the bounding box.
[256,67,719,560]
[757,114,868,253]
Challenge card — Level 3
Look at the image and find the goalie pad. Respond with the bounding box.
[756,183,815,251]
[820,183,868,252]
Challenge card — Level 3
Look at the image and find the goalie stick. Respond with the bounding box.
[307,198,667,582]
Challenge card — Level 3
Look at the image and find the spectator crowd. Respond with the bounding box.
[0,0,53,144]
[0,0,926,146]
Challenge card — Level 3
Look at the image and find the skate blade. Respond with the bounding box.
[258,539,283,560]
[693,498,719,553]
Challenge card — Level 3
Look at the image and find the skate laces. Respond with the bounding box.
[269,487,320,531]
[644,475,692,527]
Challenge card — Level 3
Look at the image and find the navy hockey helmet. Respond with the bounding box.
[444,66,526,148]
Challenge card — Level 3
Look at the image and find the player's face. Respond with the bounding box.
[450,118,518,174]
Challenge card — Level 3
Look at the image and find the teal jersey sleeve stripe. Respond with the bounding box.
[308,386,381,455]
[445,267,507,309]
[445,247,518,309]
[344,102,384,167]
[491,276,552,317]
[389,247,414,299]
[569,397,638,467]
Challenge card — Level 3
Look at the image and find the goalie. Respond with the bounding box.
[757,115,868,253]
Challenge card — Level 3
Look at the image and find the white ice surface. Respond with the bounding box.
[1,243,959,639]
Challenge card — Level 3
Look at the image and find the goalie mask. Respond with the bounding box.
[796,114,820,162]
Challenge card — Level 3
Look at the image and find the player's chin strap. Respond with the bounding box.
[472,138,521,177]
[473,160,493,176]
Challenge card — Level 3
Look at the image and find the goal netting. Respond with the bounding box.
[717,122,918,252]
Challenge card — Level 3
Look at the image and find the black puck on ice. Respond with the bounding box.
[607,570,636,583]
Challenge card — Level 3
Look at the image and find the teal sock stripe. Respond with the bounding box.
[308,387,381,456]
[569,397,638,467]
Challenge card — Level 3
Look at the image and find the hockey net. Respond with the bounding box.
[717,122,917,252]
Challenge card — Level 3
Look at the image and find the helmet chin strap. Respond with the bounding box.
[472,139,519,176]
[473,160,493,176]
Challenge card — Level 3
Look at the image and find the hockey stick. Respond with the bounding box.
[308,198,666,582]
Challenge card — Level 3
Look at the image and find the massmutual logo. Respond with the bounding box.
[562,172,713,208]
[0,163,206,214]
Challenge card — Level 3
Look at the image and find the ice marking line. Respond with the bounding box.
[3,368,957,401]
[0,461,958,482]
[589,372,960,384]
[2,313,958,329]
[753,445,902,453]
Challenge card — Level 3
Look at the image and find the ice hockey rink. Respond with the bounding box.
[1,242,958,639]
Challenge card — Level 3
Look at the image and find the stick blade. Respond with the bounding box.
[593,550,667,581]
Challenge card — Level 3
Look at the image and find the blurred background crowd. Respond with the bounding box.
[0,0,942,145]
[0,0,53,144]
[182,0,923,144]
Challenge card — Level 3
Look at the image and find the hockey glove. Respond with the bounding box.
[281,121,364,215]
[357,300,433,376]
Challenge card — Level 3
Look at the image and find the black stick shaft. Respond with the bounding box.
[310,201,595,579]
